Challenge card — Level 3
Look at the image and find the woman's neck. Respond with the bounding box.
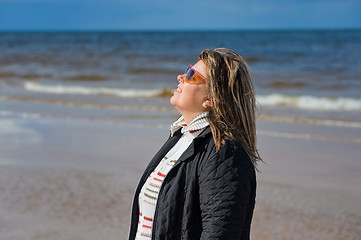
[181,111,207,125]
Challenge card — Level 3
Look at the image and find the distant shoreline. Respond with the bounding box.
[1,28,361,33]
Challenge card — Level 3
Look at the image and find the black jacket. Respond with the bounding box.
[128,126,256,240]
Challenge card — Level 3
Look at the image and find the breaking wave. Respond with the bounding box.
[23,81,173,98]
[257,94,361,111]
[23,81,361,111]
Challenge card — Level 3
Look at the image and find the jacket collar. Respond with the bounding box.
[175,126,212,163]
[171,125,211,140]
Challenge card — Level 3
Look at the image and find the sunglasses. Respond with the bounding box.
[183,65,206,84]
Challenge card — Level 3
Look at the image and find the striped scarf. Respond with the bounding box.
[170,112,209,136]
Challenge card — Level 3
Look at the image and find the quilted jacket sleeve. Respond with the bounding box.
[198,142,255,239]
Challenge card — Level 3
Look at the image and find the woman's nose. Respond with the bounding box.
[177,74,186,83]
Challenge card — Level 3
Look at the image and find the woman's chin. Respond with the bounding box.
[170,95,176,106]
[170,91,179,104]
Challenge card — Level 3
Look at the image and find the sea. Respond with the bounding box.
[1,30,361,127]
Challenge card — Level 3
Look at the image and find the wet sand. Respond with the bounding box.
[1,116,361,240]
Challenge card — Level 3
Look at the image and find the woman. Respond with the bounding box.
[128,48,261,240]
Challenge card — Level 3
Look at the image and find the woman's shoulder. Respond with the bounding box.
[194,128,249,160]
[197,135,254,173]
[219,139,249,160]
[196,139,256,189]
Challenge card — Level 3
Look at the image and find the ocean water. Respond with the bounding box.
[0,30,361,125]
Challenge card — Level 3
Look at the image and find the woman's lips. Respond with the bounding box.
[176,87,182,93]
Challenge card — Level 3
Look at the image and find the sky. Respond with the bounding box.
[0,0,360,31]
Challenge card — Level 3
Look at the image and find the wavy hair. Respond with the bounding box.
[199,48,262,166]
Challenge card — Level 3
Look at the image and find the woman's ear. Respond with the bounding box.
[203,100,212,109]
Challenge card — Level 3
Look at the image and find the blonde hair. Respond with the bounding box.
[199,48,262,166]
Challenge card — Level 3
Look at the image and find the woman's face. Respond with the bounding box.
[170,60,209,118]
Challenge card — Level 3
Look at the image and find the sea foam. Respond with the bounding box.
[23,81,361,111]
[257,94,361,111]
[24,81,167,98]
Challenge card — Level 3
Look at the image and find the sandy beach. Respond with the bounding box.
[0,113,360,240]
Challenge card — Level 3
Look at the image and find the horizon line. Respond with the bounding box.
[1,27,360,33]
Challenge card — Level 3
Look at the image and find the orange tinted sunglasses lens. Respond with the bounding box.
[184,65,206,84]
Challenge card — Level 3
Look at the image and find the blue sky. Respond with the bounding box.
[0,0,360,30]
